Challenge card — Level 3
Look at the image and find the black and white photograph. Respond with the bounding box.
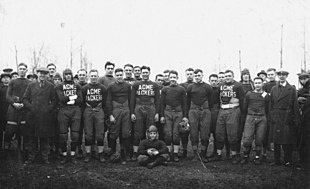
[0,0,310,188]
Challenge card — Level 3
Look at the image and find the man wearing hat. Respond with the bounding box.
[55,68,83,164]
[137,125,169,169]
[53,73,62,85]
[73,74,79,83]
[0,73,11,152]
[3,68,13,74]
[2,68,13,86]
[27,74,36,82]
[23,67,57,164]
[5,63,30,153]
[11,72,19,80]
[257,70,267,83]
[269,69,299,166]
[297,72,310,171]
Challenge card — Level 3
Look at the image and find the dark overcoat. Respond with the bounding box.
[23,81,57,137]
[269,81,299,144]
[0,85,9,130]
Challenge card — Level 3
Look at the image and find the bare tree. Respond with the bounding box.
[80,44,83,69]
[83,52,88,71]
[29,43,49,73]
[14,45,18,70]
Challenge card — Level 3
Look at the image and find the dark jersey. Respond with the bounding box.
[218,80,245,110]
[210,86,220,108]
[241,82,254,94]
[0,84,9,121]
[78,81,88,87]
[124,77,135,85]
[82,83,107,108]
[187,82,213,107]
[6,78,31,104]
[163,81,170,86]
[98,75,116,88]
[106,81,131,115]
[138,139,169,156]
[55,81,83,107]
[244,91,269,115]
[263,80,277,94]
[160,85,187,117]
[130,80,160,114]
[180,80,194,90]
[134,77,142,82]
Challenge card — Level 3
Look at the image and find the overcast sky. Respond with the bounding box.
[0,0,309,84]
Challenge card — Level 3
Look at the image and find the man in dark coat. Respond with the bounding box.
[269,69,299,166]
[0,73,11,154]
[297,72,310,171]
[23,67,57,164]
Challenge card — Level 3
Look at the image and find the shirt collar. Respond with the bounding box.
[280,81,287,87]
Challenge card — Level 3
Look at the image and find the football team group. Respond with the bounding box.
[0,62,309,170]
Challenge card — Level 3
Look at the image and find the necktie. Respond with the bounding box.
[279,85,283,94]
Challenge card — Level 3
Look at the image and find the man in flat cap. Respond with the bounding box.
[27,74,36,82]
[53,73,62,85]
[269,69,299,166]
[23,67,57,164]
[257,70,267,83]
[11,72,19,80]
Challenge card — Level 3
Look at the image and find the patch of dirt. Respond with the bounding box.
[1,149,309,189]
